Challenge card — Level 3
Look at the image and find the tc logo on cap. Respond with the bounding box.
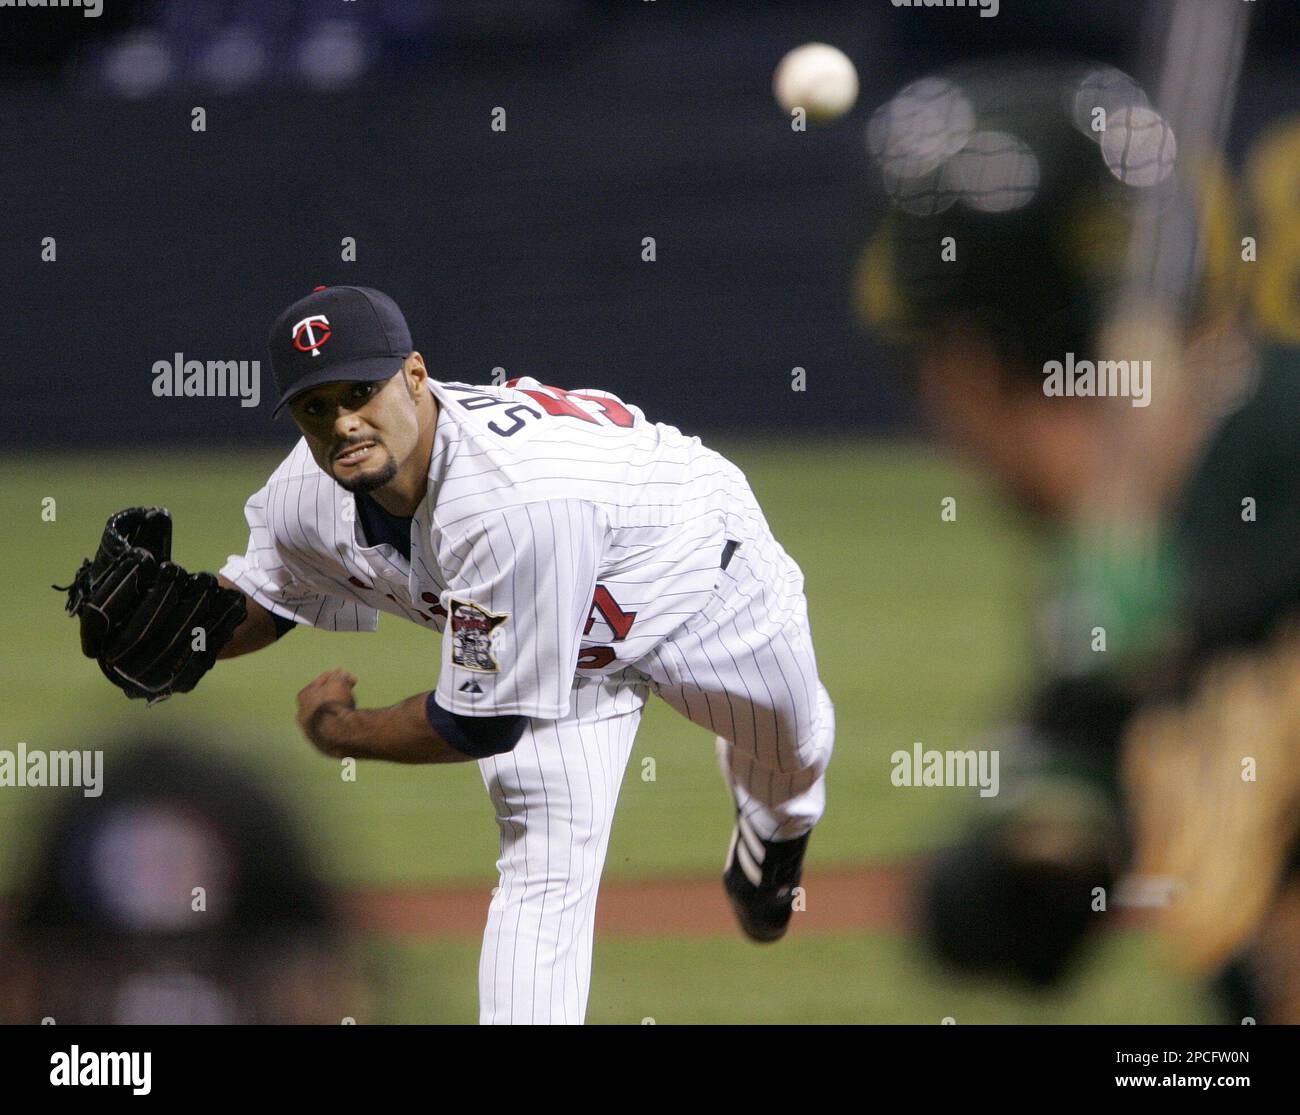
[291,314,332,357]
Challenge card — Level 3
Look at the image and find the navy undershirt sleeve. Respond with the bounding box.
[425,693,528,758]
[270,612,298,639]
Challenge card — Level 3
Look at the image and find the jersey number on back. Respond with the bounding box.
[444,381,635,437]
[505,381,636,428]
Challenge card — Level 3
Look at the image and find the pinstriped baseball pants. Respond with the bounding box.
[475,519,833,1024]
[477,674,648,1025]
[639,520,835,845]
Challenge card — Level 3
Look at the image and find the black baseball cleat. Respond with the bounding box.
[722,813,811,943]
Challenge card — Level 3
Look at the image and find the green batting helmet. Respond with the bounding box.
[857,57,1241,376]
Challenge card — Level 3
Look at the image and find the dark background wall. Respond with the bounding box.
[3,0,1295,448]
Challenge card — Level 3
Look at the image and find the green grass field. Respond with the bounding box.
[378,934,1216,1024]
[0,441,1214,1022]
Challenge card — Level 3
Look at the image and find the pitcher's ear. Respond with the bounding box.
[405,353,429,392]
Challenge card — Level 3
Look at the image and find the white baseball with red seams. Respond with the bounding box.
[221,376,835,1024]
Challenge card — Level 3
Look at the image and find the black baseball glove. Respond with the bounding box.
[54,507,246,704]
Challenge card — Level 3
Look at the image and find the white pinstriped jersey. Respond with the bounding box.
[220,377,754,720]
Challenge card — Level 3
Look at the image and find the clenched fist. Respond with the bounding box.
[296,668,358,757]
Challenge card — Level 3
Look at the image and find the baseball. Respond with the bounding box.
[773,42,859,123]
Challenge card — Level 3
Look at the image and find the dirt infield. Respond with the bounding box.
[0,857,1155,939]
[338,861,925,938]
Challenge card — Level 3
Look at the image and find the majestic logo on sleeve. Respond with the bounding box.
[449,599,508,672]
[291,314,331,356]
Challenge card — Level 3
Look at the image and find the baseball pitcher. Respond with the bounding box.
[56,285,835,1024]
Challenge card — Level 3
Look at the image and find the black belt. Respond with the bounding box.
[720,539,740,570]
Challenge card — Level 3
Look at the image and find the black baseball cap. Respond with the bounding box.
[268,285,413,417]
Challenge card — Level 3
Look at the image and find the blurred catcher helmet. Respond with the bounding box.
[857,57,1242,376]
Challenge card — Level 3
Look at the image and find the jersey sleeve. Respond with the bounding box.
[435,499,607,719]
[219,484,380,632]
